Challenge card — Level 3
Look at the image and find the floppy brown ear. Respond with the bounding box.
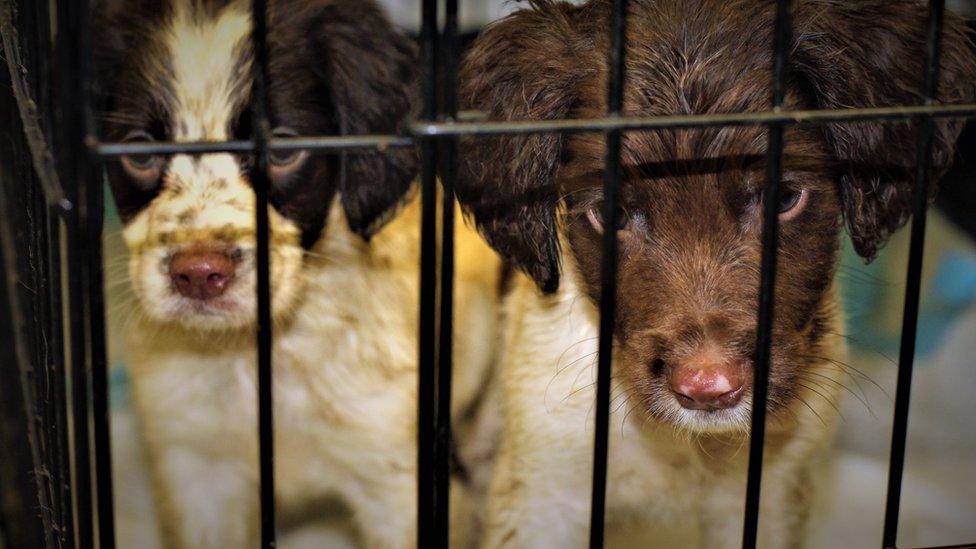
[91,0,171,112]
[792,0,976,260]
[457,2,586,292]
[312,0,419,239]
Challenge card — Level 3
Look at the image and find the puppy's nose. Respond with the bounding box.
[169,250,235,300]
[669,358,746,411]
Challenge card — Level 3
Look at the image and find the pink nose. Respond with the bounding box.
[669,359,746,411]
[169,250,235,300]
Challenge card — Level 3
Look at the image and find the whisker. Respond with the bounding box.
[799,353,889,398]
[799,370,875,417]
[795,381,842,417]
[790,393,828,427]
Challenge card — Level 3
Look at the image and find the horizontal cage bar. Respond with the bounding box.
[94,134,415,157]
[414,103,976,137]
[91,103,976,158]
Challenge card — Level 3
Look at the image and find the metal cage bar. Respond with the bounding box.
[411,104,976,137]
[742,0,793,547]
[883,2,947,548]
[248,0,277,547]
[95,135,414,157]
[589,1,628,547]
[90,103,976,158]
[410,104,976,136]
[13,1,971,547]
[55,0,116,546]
[417,0,439,545]
[435,0,461,546]
[80,6,116,540]
[2,0,75,544]
[53,5,95,547]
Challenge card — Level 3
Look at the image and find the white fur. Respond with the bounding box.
[118,4,502,547]
[165,1,251,142]
[480,251,846,548]
[126,197,501,548]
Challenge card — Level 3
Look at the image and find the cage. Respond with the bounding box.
[1,0,975,547]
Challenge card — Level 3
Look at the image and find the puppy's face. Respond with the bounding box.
[562,116,841,432]
[94,0,417,330]
[458,0,975,433]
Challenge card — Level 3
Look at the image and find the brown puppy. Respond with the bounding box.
[457,1,975,547]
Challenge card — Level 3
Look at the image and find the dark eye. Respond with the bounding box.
[268,127,308,172]
[120,130,163,187]
[777,187,808,221]
[586,203,632,234]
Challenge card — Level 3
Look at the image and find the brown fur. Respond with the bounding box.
[458,0,975,425]
[457,1,976,546]
[93,0,418,247]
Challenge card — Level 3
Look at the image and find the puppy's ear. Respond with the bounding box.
[313,1,419,239]
[458,3,584,292]
[90,0,169,112]
[792,0,976,260]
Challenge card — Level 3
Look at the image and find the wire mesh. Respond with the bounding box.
[4,0,970,547]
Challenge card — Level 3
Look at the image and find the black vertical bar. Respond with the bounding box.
[589,1,627,547]
[882,2,945,548]
[80,7,116,549]
[56,7,94,548]
[249,0,276,547]
[48,211,73,548]
[0,41,53,544]
[741,1,792,547]
[4,0,74,542]
[417,0,439,545]
[434,0,459,546]
[54,0,113,546]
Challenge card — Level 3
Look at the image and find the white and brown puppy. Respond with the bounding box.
[94,0,501,547]
[457,1,976,547]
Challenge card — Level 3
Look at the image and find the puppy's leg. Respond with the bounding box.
[697,469,813,549]
[481,426,592,549]
[758,469,815,549]
[698,477,746,549]
[344,468,417,549]
[151,445,258,549]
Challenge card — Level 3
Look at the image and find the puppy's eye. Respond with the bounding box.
[120,130,163,188]
[586,203,632,234]
[777,188,808,221]
[268,127,308,175]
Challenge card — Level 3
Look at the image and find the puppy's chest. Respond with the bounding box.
[605,419,736,519]
[130,303,416,447]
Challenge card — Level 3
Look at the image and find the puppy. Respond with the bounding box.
[456,1,976,547]
[94,0,501,546]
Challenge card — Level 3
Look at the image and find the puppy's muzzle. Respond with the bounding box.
[169,249,237,301]
[667,356,747,411]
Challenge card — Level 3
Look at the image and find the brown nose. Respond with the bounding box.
[168,250,235,300]
[669,356,747,411]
